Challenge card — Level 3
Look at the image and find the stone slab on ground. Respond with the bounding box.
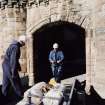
[61,74,86,85]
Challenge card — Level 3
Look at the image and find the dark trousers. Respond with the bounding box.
[51,65,62,82]
[2,63,22,97]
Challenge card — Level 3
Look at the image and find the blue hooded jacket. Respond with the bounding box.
[2,40,21,77]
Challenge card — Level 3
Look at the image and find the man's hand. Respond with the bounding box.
[57,61,60,63]
[50,61,55,64]
[12,74,15,78]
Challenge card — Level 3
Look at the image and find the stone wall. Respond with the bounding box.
[27,0,92,33]
[91,0,105,99]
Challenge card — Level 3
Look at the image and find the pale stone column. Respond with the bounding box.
[27,34,35,86]
[85,29,92,95]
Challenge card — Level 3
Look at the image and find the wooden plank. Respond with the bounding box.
[62,79,76,105]
[67,79,76,105]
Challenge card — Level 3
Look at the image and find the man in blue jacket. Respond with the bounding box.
[49,43,64,82]
[2,35,26,99]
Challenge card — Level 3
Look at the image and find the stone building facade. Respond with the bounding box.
[0,0,105,99]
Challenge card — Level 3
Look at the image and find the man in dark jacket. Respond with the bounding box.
[2,35,26,99]
[49,43,64,82]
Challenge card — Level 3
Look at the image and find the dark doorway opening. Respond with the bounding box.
[33,21,86,82]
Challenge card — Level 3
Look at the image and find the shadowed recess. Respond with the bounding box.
[33,21,86,82]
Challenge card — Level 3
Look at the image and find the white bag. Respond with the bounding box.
[42,84,65,105]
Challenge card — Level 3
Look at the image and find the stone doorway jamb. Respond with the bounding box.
[26,33,34,86]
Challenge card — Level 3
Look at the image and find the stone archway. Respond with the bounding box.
[32,21,86,83]
[26,0,92,95]
[26,20,92,92]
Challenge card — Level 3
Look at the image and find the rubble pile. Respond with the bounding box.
[17,80,68,105]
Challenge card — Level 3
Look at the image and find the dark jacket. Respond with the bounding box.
[2,40,21,77]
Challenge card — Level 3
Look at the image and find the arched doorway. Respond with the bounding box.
[33,21,86,82]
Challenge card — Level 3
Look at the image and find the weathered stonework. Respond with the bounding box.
[0,0,105,99]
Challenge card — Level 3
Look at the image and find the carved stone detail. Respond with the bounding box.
[28,0,49,7]
[0,0,27,9]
